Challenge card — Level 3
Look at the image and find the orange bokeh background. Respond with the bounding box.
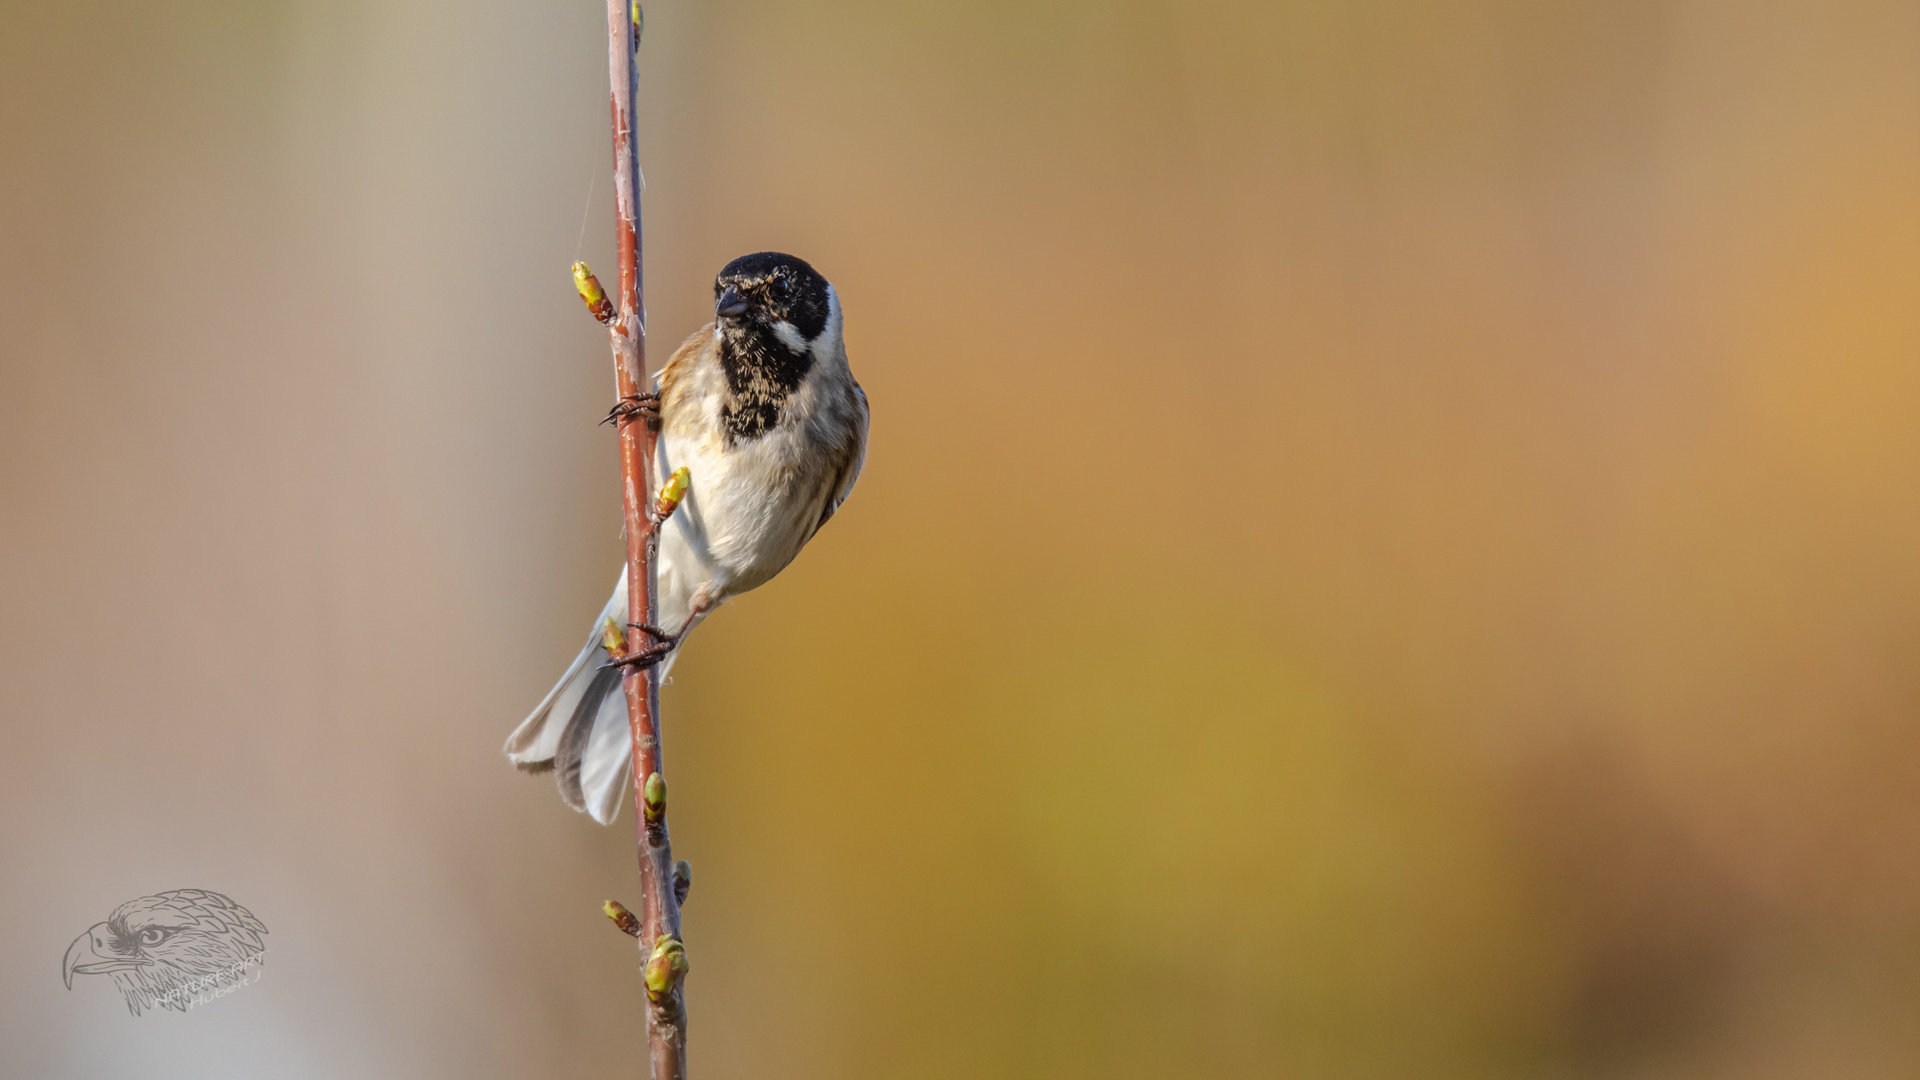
[3,1,1918,1077]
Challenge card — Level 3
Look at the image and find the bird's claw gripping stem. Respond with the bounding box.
[602,392,660,429]
[600,622,680,671]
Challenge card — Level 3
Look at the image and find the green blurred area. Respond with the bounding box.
[3,1,1919,1077]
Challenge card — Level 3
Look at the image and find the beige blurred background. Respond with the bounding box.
[4,0,1919,1076]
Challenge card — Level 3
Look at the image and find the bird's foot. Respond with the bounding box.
[600,622,680,671]
[602,393,660,429]
[601,642,671,671]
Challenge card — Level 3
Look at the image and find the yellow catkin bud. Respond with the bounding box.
[601,616,626,655]
[573,261,616,324]
[654,467,691,521]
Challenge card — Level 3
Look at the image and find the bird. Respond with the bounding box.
[62,889,268,1016]
[504,251,869,823]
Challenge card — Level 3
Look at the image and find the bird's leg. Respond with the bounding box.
[599,585,718,671]
[626,622,677,643]
[602,622,676,671]
[602,641,671,671]
[602,392,660,430]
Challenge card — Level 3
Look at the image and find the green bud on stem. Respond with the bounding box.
[603,899,642,937]
[644,935,688,1004]
[642,772,667,826]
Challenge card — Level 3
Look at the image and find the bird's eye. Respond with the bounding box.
[138,928,171,947]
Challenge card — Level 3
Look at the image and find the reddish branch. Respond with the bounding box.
[584,2,689,1076]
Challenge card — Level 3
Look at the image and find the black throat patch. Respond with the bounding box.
[719,325,813,442]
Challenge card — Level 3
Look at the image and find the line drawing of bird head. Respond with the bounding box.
[62,888,268,1016]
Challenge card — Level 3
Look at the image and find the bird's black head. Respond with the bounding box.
[713,251,833,346]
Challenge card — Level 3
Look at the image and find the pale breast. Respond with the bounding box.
[654,326,863,598]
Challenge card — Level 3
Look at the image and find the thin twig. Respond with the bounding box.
[599,2,688,1075]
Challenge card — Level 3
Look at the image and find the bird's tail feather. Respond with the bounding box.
[502,623,605,772]
[552,663,619,810]
[503,571,682,825]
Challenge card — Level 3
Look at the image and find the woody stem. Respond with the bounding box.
[602,2,687,1076]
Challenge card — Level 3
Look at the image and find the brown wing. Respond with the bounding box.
[807,381,869,543]
[654,320,717,408]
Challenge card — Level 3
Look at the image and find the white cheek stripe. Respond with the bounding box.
[811,287,843,367]
[771,321,809,353]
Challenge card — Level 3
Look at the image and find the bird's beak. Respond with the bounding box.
[715,285,749,319]
[63,923,149,989]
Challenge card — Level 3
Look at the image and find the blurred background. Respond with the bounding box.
[3,0,1918,1077]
